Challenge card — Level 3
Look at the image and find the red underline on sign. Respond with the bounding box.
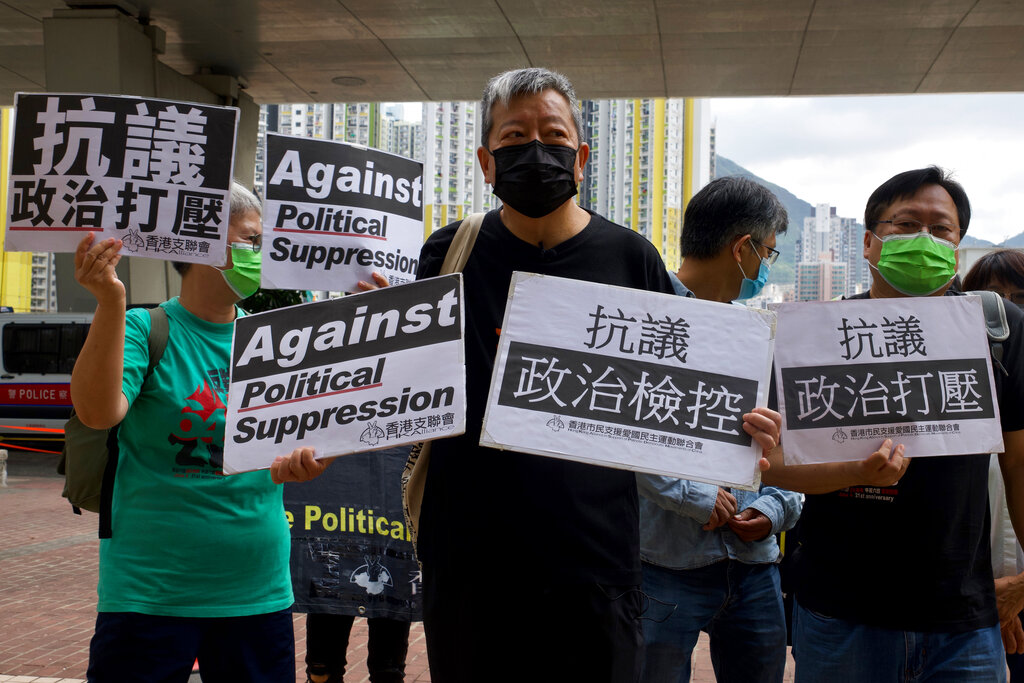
[273,228,388,241]
[237,382,383,413]
[7,226,96,231]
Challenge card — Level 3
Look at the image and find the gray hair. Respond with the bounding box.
[230,180,262,218]
[680,177,788,259]
[480,68,584,147]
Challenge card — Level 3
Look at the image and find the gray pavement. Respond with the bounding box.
[0,450,792,682]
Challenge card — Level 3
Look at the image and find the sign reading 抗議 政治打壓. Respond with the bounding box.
[480,272,776,491]
[261,133,424,293]
[223,274,466,474]
[770,296,1002,465]
[6,93,238,266]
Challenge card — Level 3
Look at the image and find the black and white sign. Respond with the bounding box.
[223,275,466,473]
[771,296,1003,465]
[285,446,422,620]
[481,272,775,490]
[262,134,424,292]
[6,93,238,265]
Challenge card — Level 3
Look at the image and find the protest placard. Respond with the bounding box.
[261,133,424,292]
[480,272,775,490]
[285,446,422,619]
[771,295,1003,465]
[6,92,238,265]
[223,274,465,473]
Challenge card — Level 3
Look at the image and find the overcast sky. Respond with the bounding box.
[710,93,1024,245]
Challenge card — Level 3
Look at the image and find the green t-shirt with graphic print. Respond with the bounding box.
[97,297,292,617]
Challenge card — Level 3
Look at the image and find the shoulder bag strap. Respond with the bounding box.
[440,212,485,275]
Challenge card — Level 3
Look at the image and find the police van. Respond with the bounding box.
[0,312,92,452]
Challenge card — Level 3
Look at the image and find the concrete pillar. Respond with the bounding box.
[42,6,257,311]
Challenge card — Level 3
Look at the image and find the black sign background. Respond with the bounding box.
[284,446,421,619]
[497,341,757,446]
[232,275,462,381]
[780,358,996,430]
[266,134,423,220]
[12,93,236,189]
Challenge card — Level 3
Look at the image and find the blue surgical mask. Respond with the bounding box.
[736,256,770,300]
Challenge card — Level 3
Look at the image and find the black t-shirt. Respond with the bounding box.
[794,290,1024,632]
[415,209,674,585]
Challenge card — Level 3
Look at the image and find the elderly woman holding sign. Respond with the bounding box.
[70,180,328,683]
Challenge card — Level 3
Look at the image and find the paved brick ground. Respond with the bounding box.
[0,452,792,682]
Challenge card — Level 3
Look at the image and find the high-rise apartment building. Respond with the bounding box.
[795,203,868,300]
[579,98,711,270]
[0,106,55,311]
[420,101,498,233]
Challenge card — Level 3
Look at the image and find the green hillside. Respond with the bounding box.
[714,156,814,285]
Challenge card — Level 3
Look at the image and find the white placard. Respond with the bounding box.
[771,296,1003,465]
[261,133,424,292]
[480,272,775,490]
[5,92,238,265]
[223,275,466,473]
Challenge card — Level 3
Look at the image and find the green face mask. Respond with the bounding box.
[221,243,262,298]
[870,231,957,296]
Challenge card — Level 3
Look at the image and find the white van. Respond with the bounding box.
[0,312,92,452]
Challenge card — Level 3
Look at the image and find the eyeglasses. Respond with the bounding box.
[988,288,1024,306]
[240,234,262,254]
[750,238,780,266]
[875,219,959,241]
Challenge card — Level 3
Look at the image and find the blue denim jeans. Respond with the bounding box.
[792,601,1005,683]
[640,560,786,683]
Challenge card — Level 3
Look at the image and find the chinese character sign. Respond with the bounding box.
[261,134,424,292]
[481,272,775,490]
[6,93,238,265]
[223,274,466,474]
[771,296,1002,465]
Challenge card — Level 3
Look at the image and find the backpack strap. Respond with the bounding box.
[98,306,170,538]
[970,290,1009,377]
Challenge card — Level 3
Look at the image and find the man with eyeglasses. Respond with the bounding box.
[638,176,802,683]
[764,166,1024,682]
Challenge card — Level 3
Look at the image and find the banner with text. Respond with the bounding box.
[480,272,775,490]
[6,92,238,265]
[223,274,465,473]
[285,446,422,620]
[262,133,424,292]
[771,296,1002,465]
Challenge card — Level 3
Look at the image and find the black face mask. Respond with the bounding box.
[490,140,579,218]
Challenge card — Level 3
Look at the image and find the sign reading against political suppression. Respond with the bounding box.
[771,296,1002,465]
[223,274,465,473]
[481,272,775,490]
[6,93,238,265]
[261,133,424,292]
[285,446,422,620]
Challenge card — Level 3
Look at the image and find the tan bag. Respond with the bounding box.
[401,212,485,553]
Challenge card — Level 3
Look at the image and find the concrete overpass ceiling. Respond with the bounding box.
[0,0,1022,105]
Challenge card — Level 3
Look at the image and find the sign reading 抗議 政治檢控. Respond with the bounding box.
[261,133,424,292]
[223,274,466,474]
[480,272,776,491]
[770,296,1002,465]
[6,93,238,266]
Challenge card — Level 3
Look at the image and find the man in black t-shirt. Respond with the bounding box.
[413,68,778,683]
[764,166,1024,683]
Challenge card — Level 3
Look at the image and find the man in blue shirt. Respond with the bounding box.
[639,176,801,683]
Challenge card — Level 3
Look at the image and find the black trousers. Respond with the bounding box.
[305,613,410,683]
[422,563,644,683]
